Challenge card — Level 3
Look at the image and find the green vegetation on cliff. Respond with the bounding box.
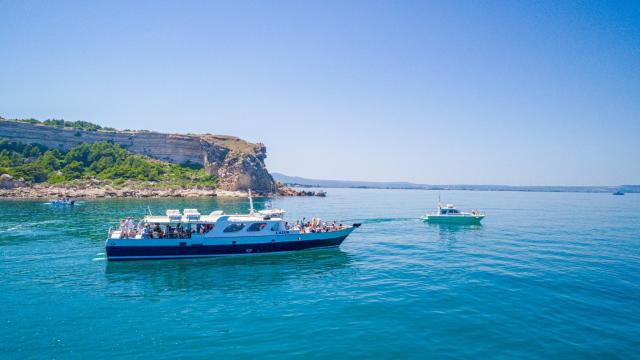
[0,140,217,187]
[5,117,117,132]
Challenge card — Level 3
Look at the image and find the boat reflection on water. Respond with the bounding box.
[104,248,352,296]
[425,222,484,247]
[427,222,484,232]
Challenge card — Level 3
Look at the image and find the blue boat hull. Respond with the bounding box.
[106,235,348,261]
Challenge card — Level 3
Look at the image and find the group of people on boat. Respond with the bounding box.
[117,217,138,238]
[113,216,346,239]
[116,218,217,239]
[144,223,197,239]
[287,218,345,234]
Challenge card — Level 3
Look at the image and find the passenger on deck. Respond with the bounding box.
[141,224,150,239]
[153,223,164,239]
[126,217,134,232]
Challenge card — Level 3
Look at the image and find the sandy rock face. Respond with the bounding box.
[0,174,28,189]
[0,120,275,192]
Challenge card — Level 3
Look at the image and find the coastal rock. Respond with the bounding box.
[0,174,28,189]
[0,119,275,192]
[276,184,326,197]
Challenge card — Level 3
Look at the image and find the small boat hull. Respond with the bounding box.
[106,227,356,261]
[50,201,74,206]
[422,215,485,224]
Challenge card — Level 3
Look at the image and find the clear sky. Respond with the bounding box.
[1,1,639,186]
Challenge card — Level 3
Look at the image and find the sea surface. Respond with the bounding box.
[1,189,639,359]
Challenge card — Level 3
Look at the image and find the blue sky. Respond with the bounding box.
[1,1,639,185]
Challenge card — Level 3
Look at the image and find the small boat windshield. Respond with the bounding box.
[440,208,460,215]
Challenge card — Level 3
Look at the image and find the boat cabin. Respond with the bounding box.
[140,209,288,239]
[437,204,462,215]
[439,208,461,215]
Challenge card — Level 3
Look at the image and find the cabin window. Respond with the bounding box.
[451,209,459,214]
[270,223,280,231]
[223,223,245,233]
[247,223,267,232]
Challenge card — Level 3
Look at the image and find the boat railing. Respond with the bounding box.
[109,217,355,239]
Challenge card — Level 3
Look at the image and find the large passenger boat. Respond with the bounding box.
[105,197,360,261]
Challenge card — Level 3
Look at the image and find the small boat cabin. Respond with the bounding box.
[439,204,461,215]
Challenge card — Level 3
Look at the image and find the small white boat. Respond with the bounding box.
[257,209,286,218]
[248,190,286,218]
[422,203,484,224]
[50,198,75,206]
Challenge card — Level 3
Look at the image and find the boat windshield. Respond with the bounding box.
[440,209,460,214]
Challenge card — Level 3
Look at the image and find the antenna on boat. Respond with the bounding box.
[248,188,255,215]
[147,206,153,216]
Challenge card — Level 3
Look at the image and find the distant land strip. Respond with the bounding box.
[272,173,639,194]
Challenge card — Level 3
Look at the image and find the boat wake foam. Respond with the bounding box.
[342,217,415,224]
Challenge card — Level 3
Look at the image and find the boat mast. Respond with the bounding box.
[248,188,255,215]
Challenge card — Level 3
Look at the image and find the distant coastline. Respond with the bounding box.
[273,173,639,194]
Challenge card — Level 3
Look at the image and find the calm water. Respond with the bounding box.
[1,189,639,359]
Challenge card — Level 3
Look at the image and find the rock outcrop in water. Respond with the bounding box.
[0,174,27,189]
[0,119,275,192]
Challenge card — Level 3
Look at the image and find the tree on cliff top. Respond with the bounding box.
[8,117,117,132]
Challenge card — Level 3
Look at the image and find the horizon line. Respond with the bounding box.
[271,172,638,189]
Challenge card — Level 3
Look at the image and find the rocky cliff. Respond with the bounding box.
[0,119,275,192]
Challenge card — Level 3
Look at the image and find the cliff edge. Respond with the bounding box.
[0,119,275,192]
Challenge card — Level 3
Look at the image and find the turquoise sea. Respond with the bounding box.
[1,189,639,359]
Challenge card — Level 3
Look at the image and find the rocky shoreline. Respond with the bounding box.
[0,176,326,199]
[1,185,231,199]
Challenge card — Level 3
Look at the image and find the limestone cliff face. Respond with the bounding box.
[0,120,275,192]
